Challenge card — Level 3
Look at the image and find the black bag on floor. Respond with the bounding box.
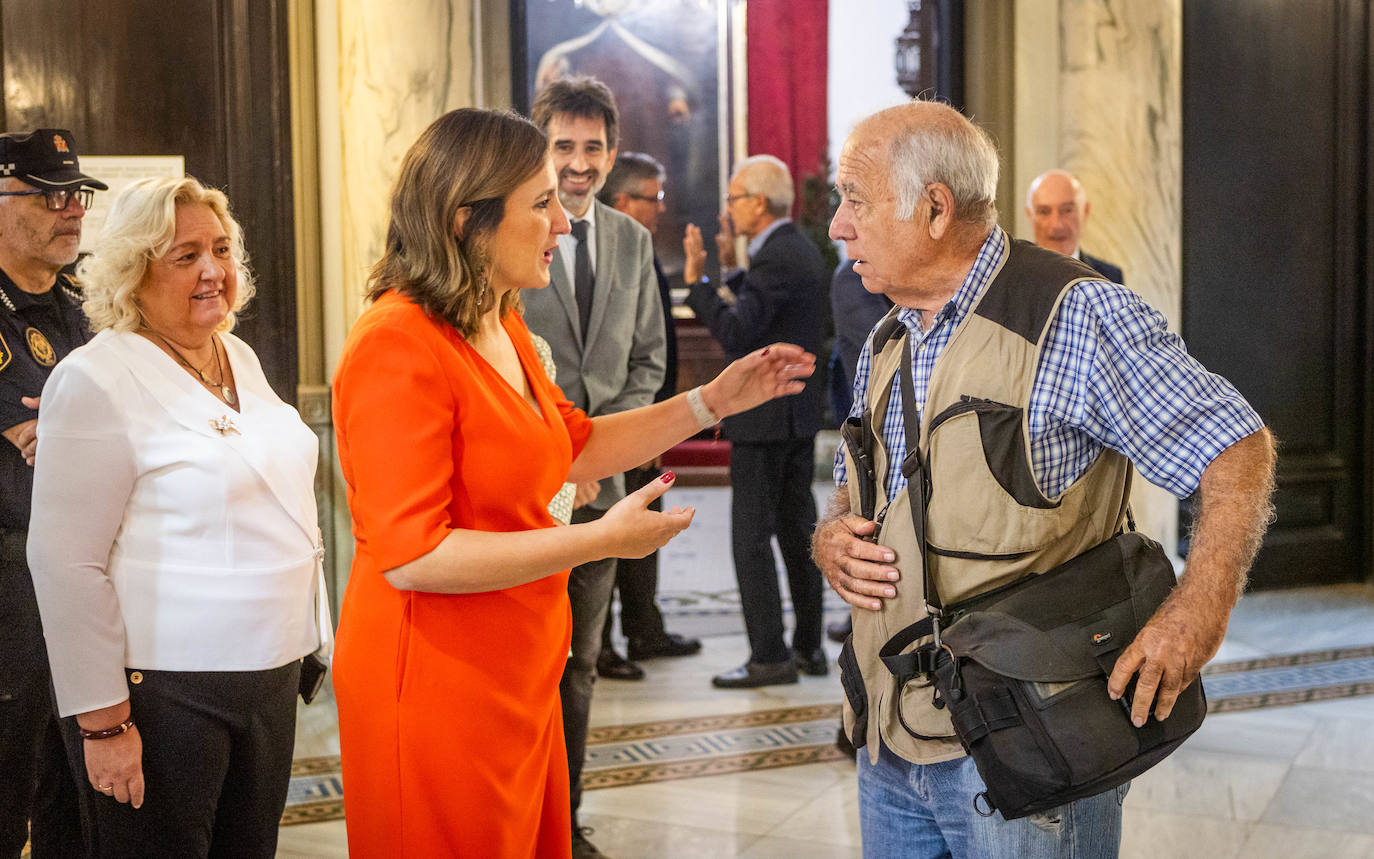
[883,531,1206,820]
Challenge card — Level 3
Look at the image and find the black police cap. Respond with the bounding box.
[0,129,108,190]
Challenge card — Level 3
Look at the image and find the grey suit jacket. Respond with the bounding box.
[522,200,666,508]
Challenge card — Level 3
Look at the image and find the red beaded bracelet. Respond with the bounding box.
[78,717,135,741]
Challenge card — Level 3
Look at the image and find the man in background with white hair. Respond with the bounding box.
[1025,168,1124,283]
[684,154,827,689]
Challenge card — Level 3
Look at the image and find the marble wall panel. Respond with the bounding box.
[1014,0,1184,554]
[318,0,474,373]
[1056,0,1181,323]
[311,0,475,591]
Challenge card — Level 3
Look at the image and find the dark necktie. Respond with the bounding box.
[570,219,595,338]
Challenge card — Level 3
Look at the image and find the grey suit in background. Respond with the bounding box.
[522,198,665,827]
[524,200,666,507]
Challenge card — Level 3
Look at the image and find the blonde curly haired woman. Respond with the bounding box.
[28,175,323,858]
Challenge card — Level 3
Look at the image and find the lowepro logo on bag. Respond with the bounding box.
[1092,631,1113,645]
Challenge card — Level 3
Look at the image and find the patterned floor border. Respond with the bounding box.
[278,643,1374,826]
[585,702,838,744]
[584,744,850,790]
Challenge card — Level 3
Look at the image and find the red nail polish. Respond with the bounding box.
[660,471,676,483]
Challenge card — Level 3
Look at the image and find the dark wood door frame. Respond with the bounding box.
[1182,0,1371,588]
[0,0,298,401]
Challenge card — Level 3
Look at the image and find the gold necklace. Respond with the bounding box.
[147,330,237,406]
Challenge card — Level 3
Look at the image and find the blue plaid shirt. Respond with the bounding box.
[833,228,1265,501]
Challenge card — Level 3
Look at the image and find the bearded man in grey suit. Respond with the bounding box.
[523,75,666,859]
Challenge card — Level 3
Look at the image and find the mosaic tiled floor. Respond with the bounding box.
[647,486,852,640]
[1201,644,1374,712]
[278,643,1374,825]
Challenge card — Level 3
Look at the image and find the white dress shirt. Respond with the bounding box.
[28,329,322,716]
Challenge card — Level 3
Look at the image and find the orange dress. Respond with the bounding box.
[331,292,592,858]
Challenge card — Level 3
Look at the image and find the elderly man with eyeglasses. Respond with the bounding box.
[683,154,828,689]
[0,128,106,859]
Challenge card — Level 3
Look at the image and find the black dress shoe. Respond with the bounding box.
[627,631,702,661]
[572,826,609,858]
[826,617,853,643]
[711,659,798,689]
[596,647,645,681]
[835,725,856,759]
[793,646,830,677]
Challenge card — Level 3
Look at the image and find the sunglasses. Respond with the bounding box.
[0,186,96,211]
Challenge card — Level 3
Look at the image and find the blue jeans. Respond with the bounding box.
[857,743,1127,859]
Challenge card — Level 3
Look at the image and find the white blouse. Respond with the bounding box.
[28,329,323,717]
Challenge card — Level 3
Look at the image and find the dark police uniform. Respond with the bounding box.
[0,268,90,859]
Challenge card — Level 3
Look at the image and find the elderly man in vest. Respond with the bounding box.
[812,101,1276,858]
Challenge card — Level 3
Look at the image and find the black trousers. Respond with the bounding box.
[0,528,84,859]
[728,439,825,664]
[601,464,669,647]
[81,662,300,859]
[560,506,617,826]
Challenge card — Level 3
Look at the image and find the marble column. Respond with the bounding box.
[1012,0,1184,558]
[320,0,475,355]
[310,0,476,593]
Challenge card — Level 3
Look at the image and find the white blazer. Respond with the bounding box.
[28,329,322,717]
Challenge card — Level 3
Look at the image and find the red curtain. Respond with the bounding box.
[746,0,830,202]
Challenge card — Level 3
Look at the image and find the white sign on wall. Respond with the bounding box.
[78,155,186,251]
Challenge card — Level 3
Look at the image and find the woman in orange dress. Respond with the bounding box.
[331,108,815,857]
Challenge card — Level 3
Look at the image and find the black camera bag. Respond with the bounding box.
[883,531,1206,820]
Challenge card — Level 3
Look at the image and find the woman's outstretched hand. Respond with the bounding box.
[700,343,816,420]
[598,471,695,558]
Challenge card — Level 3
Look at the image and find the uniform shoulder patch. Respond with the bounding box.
[25,327,55,367]
[0,330,10,373]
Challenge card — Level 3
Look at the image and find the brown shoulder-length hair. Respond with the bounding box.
[367,108,548,337]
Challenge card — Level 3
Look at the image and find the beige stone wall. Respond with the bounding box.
[316,0,476,376]
[1004,0,1185,555]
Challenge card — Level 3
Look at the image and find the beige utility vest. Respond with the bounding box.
[840,239,1133,766]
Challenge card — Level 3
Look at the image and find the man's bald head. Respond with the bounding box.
[1026,169,1090,257]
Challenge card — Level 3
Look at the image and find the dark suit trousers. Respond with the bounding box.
[559,506,617,826]
[601,465,668,646]
[728,440,824,664]
[82,662,299,859]
[0,529,84,859]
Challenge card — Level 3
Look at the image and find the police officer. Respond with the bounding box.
[0,128,106,859]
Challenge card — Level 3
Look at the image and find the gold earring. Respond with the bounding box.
[470,248,491,307]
